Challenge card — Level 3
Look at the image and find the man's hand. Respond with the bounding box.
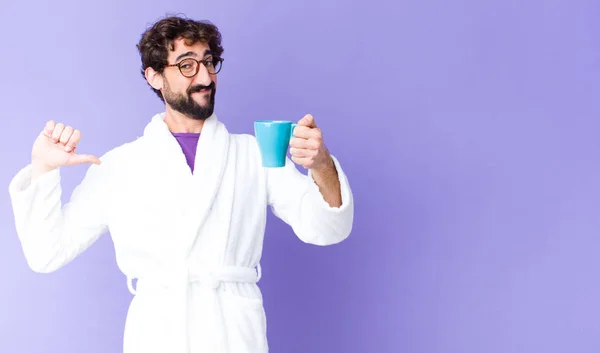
[289,114,342,207]
[31,120,101,179]
[289,114,334,171]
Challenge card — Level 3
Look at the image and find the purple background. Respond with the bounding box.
[2,0,600,352]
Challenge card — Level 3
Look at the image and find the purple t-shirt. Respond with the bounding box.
[172,132,200,173]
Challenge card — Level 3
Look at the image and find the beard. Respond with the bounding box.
[162,79,216,121]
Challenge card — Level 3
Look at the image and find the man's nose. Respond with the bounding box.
[193,63,212,86]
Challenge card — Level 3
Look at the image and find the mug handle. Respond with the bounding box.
[290,123,297,141]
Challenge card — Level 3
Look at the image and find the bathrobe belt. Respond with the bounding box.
[127,264,262,353]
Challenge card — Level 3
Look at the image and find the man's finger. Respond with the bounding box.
[51,123,65,142]
[289,137,320,150]
[291,155,312,169]
[42,120,56,138]
[59,126,74,145]
[290,125,322,140]
[290,147,317,158]
[297,114,316,128]
[64,130,81,152]
[69,153,101,166]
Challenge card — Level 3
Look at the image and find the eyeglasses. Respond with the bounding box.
[166,57,224,78]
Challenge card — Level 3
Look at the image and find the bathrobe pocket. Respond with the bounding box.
[122,293,173,353]
[221,291,268,353]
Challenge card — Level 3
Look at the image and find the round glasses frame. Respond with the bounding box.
[166,57,224,78]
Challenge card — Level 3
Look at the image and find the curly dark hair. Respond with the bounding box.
[136,15,224,102]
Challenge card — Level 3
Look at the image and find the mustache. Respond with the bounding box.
[188,82,215,94]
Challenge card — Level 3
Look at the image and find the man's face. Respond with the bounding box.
[161,38,218,120]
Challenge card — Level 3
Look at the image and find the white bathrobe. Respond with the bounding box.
[8,112,354,353]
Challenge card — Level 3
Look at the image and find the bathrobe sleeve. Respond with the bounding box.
[8,154,113,273]
[266,155,354,245]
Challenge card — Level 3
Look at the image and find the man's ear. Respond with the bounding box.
[145,67,164,91]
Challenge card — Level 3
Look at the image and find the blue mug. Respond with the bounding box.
[254,120,298,167]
